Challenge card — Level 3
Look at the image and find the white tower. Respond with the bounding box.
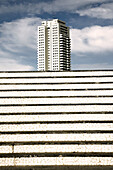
[37,19,71,71]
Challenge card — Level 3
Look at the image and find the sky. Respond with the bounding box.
[0,0,113,71]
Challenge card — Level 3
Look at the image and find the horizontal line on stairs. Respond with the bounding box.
[0,75,113,79]
[1,141,113,145]
[0,111,112,115]
[0,82,113,85]
[1,142,113,145]
[1,153,113,157]
[0,88,113,91]
[0,166,112,170]
[0,121,113,124]
[0,131,113,134]
[0,96,113,98]
[0,103,113,106]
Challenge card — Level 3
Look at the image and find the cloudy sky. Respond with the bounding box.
[0,0,113,71]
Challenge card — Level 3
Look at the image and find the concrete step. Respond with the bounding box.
[0,77,113,83]
[0,105,113,113]
[0,123,113,132]
[0,133,113,142]
[4,144,113,153]
[0,144,113,154]
[0,112,113,123]
[0,90,113,97]
[0,97,113,104]
[0,83,113,90]
[1,157,113,166]
[0,71,113,167]
[0,70,113,77]
[0,114,112,122]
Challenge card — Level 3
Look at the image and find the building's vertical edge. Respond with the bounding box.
[44,26,46,71]
[58,21,60,71]
[37,26,39,70]
[37,25,46,71]
[67,26,71,71]
[58,20,71,71]
[51,21,53,71]
[45,25,48,71]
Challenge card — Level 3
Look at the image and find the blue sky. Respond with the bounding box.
[0,0,113,71]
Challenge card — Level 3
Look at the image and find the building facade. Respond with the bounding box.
[37,19,71,71]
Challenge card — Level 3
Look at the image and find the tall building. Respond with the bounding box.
[37,19,71,71]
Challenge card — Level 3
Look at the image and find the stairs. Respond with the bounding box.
[0,70,113,168]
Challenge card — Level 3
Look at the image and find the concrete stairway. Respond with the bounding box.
[0,70,113,168]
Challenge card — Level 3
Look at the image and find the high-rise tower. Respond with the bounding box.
[37,19,71,71]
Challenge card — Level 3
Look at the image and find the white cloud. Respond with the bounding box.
[70,26,113,54]
[72,63,113,70]
[77,3,113,19]
[0,58,34,71]
[0,17,42,51]
[0,17,42,71]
